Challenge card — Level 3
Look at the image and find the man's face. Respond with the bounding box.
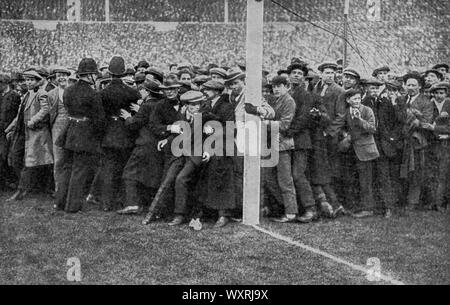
[437,68,447,76]
[405,79,420,96]
[137,67,147,73]
[179,73,191,83]
[56,72,68,88]
[368,85,380,98]
[347,93,362,108]
[25,77,39,90]
[228,79,245,96]
[203,89,218,99]
[187,103,201,114]
[433,89,447,103]
[425,72,440,86]
[170,65,178,73]
[376,71,388,82]
[139,88,149,100]
[163,88,179,99]
[211,74,225,84]
[272,83,289,97]
[321,68,336,85]
[289,69,304,84]
[342,73,358,89]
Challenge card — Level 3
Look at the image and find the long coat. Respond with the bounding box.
[7,89,53,167]
[197,94,237,210]
[122,97,164,188]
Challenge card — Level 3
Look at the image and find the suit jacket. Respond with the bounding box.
[268,92,296,151]
[287,83,314,150]
[431,98,450,141]
[62,80,106,154]
[362,95,402,158]
[394,93,433,149]
[312,81,345,121]
[0,89,21,159]
[101,78,141,149]
[329,104,380,162]
[125,97,160,146]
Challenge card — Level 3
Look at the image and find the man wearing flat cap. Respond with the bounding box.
[196,80,236,228]
[421,82,450,212]
[6,70,53,202]
[47,66,72,194]
[209,67,227,84]
[0,73,21,190]
[285,61,317,222]
[97,55,141,211]
[372,66,390,98]
[394,71,433,211]
[432,63,449,77]
[117,80,165,215]
[142,79,184,224]
[424,69,443,89]
[362,77,402,218]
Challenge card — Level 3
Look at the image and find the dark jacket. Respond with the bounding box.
[286,83,314,150]
[0,89,21,159]
[62,80,106,154]
[312,81,345,121]
[362,95,402,158]
[101,78,141,149]
[267,92,296,151]
[429,98,450,143]
[125,97,160,146]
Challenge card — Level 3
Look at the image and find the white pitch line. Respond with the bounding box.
[252,225,405,285]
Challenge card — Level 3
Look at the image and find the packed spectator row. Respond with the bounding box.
[1,20,448,76]
[1,0,448,23]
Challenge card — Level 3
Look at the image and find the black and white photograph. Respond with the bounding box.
[0,0,449,289]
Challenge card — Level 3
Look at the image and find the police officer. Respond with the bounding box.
[54,58,106,213]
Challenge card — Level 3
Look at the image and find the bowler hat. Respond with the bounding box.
[146,67,164,83]
[50,65,71,76]
[344,88,362,100]
[108,56,126,76]
[134,60,150,71]
[403,71,424,87]
[277,69,289,76]
[424,69,444,80]
[125,67,136,76]
[287,63,308,76]
[361,77,383,86]
[372,66,390,77]
[192,75,210,85]
[180,91,206,104]
[385,79,402,90]
[141,79,163,95]
[432,63,449,72]
[77,58,98,75]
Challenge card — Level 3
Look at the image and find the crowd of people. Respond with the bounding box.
[1,0,447,23]
[1,19,447,77]
[1,55,449,230]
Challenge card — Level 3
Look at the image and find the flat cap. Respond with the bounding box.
[372,66,390,77]
[159,80,182,90]
[225,68,245,83]
[192,75,211,85]
[318,62,338,72]
[146,67,164,83]
[202,80,225,91]
[343,68,360,79]
[23,70,43,80]
[429,81,450,92]
[180,90,206,104]
[424,69,444,80]
[209,67,227,78]
[361,77,383,86]
[432,63,449,72]
[385,79,402,90]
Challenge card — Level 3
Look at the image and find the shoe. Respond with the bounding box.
[6,190,28,202]
[168,215,185,226]
[319,201,334,218]
[352,210,374,218]
[297,208,318,223]
[189,218,203,231]
[116,206,143,215]
[272,214,297,223]
[333,205,346,218]
[213,216,229,228]
[384,208,392,219]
